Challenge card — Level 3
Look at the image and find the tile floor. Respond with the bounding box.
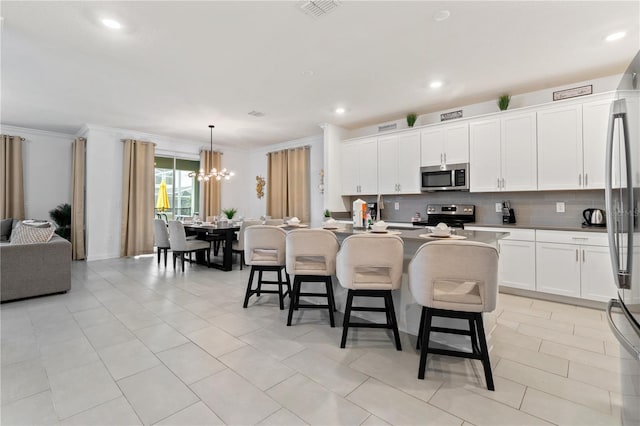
[1,256,638,425]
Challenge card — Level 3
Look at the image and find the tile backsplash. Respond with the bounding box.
[347,190,605,228]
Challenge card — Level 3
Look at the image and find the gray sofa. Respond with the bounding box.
[1,235,72,302]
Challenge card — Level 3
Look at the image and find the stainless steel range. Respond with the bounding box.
[413,204,476,229]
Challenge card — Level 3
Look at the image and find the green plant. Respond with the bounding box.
[49,203,71,241]
[222,208,237,220]
[406,113,417,127]
[324,209,331,218]
[498,94,511,111]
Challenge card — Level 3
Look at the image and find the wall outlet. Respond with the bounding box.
[394,202,399,210]
[556,202,565,213]
[495,203,502,213]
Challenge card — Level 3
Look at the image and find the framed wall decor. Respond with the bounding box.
[440,110,463,121]
[553,84,593,101]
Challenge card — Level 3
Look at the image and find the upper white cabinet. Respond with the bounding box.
[537,104,583,190]
[469,112,537,192]
[378,130,421,194]
[582,96,615,189]
[341,137,378,195]
[420,122,469,167]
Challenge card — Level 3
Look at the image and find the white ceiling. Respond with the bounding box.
[1,1,639,149]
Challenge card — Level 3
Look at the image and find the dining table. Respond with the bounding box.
[183,222,241,271]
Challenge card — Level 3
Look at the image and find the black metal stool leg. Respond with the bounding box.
[243,267,256,308]
[325,278,335,327]
[386,291,402,351]
[287,277,300,326]
[416,306,426,350]
[418,309,433,379]
[475,313,495,391]
[257,270,263,296]
[277,268,285,310]
[340,290,354,348]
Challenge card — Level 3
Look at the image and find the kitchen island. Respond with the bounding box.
[321,225,509,340]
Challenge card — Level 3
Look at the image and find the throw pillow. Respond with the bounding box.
[0,218,12,242]
[9,224,55,245]
[22,219,52,228]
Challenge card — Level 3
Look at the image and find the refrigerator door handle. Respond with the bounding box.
[605,99,634,290]
[607,299,640,361]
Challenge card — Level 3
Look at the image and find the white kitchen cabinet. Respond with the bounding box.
[537,104,583,190]
[469,112,537,192]
[582,97,615,189]
[341,137,378,195]
[536,242,581,297]
[420,122,469,167]
[378,131,421,194]
[536,230,615,301]
[466,226,536,291]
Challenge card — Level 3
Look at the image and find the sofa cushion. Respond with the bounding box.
[0,218,12,241]
[10,224,55,245]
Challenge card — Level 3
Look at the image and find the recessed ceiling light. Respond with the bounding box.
[335,107,346,114]
[605,31,626,42]
[301,70,315,77]
[433,10,451,22]
[101,18,122,30]
[430,81,443,89]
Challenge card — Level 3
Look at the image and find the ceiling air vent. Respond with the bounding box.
[248,110,265,117]
[299,1,341,19]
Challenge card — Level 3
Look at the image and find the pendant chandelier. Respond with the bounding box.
[188,125,234,182]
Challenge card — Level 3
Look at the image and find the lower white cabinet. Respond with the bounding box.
[535,231,616,302]
[499,239,536,291]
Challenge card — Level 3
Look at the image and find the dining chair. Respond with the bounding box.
[153,219,170,267]
[231,220,262,269]
[167,220,210,272]
[336,234,404,350]
[285,229,339,327]
[408,240,498,390]
[243,225,291,309]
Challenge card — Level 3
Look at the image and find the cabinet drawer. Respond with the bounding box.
[535,230,608,246]
[466,226,535,241]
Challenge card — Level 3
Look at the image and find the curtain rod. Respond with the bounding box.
[2,135,26,141]
[121,139,157,146]
[266,145,311,156]
[199,149,224,155]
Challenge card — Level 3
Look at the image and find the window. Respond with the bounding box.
[154,156,200,220]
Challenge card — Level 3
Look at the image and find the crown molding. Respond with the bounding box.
[0,124,76,140]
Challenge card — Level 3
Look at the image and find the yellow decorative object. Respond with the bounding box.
[156,178,170,212]
[256,175,265,199]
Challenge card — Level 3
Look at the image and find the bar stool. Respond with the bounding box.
[285,229,339,327]
[336,234,404,350]
[167,221,210,272]
[153,219,170,267]
[408,240,498,390]
[242,225,291,310]
[231,220,262,269]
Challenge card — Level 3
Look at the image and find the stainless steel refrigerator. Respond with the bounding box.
[605,50,640,425]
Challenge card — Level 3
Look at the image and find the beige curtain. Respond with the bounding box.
[266,150,288,219]
[120,139,155,257]
[0,135,25,219]
[266,147,310,222]
[71,137,86,260]
[201,150,222,219]
[287,147,310,223]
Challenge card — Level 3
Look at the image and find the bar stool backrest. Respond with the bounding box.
[286,229,339,276]
[244,225,287,266]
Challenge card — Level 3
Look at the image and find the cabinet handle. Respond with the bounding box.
[582,249,586,263]
[576,249,579,262]
[440,153,443,164]
[397,184,401,192]
[497,178,500,189]
[444,153,447,164]
[585,173,588,187]
[501,178,505,188]
[578,174,582,187]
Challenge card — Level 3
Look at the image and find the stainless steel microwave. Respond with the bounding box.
[420,163,469,191]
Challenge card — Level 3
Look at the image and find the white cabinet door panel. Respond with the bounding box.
[502,112,537,191]
[378,135,398,194]
[445,123,469,164]
[469,118,501,192]
[420,127,443,167]
[583,99,614,189]
[341,143,360,195]
[537,105,583,190]
[581,245,617,302]
[396,131,421,193]
[359,138,378,194]
[536,242,581,297]
[499,240,536,290]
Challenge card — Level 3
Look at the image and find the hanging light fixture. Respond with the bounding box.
[188,125,235,182]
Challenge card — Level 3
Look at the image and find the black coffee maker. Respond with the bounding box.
[502,201,516,224]
[367,202,378,221]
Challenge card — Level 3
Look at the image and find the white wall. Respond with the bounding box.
[1,125,74,220]
[244,134,324,227]
[344,74,624,139]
